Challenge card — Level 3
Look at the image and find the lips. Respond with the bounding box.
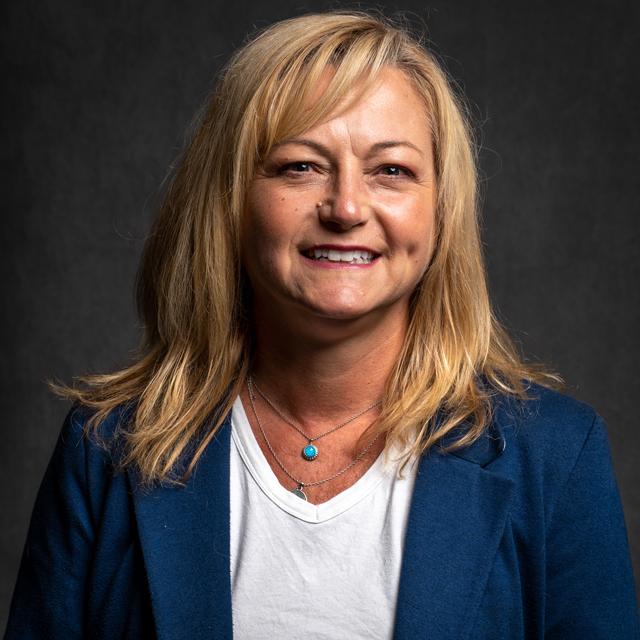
[302,246,380,265]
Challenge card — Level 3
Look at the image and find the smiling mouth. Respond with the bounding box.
[303,247,378,264]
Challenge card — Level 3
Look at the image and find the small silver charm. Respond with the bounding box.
[291,485,308,500]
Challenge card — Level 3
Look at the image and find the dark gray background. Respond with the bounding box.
[2,0,639,630]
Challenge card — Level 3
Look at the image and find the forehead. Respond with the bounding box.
[285,67,432,153]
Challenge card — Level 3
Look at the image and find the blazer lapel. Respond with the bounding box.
[130,415,233,640]
[393,431,514,640]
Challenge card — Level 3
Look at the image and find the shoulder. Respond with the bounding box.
[47,403,134,511]
[60,402,133,452]
[487,384,615,520]
[500,382,596,428]
[450,383,601,472]
[493,382,602,467]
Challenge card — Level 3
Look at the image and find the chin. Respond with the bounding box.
[298,298,382,323]
[315,308,371,322]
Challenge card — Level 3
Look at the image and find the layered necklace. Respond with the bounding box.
[246,375,382,501]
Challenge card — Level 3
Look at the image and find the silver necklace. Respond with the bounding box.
[249,375,381,462]
[246,377,382,501]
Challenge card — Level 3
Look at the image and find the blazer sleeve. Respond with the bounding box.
[544,414,640,638]
[5,407,104,639]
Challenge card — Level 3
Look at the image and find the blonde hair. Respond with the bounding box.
[59,11,558,484]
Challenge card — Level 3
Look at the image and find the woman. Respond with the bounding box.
[5,11,639,639]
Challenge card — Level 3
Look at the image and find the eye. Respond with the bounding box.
[279,161,314,175]
[379,165,412,178]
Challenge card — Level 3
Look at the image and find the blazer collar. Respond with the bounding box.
[129,414,233,640]
[393,419,513,639]
[130,409,512,640]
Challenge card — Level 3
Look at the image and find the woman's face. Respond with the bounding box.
[242,67,437,328]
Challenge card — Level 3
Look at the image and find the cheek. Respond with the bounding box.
[243,203,282,263]
[396,207,437,287]
[245,190,305,246]
[242,195,305,283]
[392,198,437,261]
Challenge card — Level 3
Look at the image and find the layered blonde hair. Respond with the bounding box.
[60,11,558,484]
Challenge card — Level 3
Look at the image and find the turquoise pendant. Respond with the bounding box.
[302,443,318,461]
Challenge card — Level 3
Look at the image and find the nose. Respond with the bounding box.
[317,170,368,231]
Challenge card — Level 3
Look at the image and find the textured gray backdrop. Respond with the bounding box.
[2,0,639,631]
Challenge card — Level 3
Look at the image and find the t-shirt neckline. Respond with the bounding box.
[231,395,393,523]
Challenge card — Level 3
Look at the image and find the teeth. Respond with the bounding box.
[309,248,374,264]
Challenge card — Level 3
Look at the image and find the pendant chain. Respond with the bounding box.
[246,377,382,490]
[249,376,381,443]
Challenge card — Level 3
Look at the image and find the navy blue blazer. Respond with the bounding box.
[5,385,640,639]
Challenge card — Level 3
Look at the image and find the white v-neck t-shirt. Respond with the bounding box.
[229,396,419,639]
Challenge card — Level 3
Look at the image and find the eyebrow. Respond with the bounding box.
[273,138,426,158]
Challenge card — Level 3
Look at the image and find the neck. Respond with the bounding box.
[249,305,408,427]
